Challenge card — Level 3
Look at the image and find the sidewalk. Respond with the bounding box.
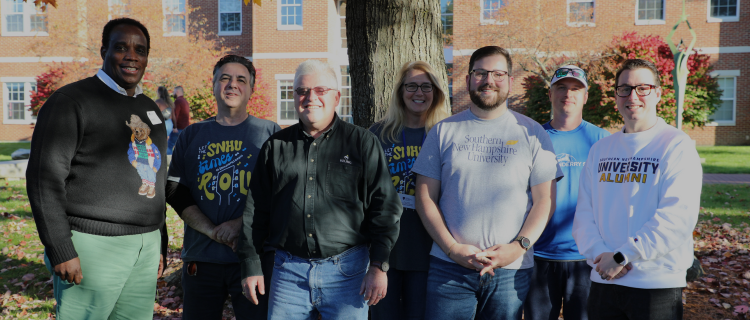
[703,174,750,184]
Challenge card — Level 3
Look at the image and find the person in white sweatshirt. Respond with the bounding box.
[572,59,702,320]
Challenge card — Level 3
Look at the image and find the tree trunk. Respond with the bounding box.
[346,0,447,128]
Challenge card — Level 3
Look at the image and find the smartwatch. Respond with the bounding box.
[370,261,390,273]
[515,236,531,251]
[613,252,627,266]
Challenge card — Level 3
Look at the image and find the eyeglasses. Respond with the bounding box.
[295,86,337,96]
[469,69,508,82]
[403,83,433,92]
[615,84,658,98]
[554,68,586,80]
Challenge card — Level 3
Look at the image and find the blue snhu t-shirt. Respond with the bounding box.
[534,120,610,260]
[168,116,280,264]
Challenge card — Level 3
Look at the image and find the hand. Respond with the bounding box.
[212,218,242,246]
[241,276,265,305]
[54,257,83,285]
[613,263,633,280]
[448,243,486,271]
[153,167,158,173]
[172,128,178,133]
[157,254,166,278]
[474,243,526,276]
[360,266,387,306]
[594,252,625,281]
[131,160,138,168]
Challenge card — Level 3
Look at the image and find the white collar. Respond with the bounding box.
[96,69,143,97]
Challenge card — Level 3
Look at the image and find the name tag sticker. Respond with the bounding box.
[146,111,162,125]
[399,194,416,210]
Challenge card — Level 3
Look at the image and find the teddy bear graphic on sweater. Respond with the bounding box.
[126,114,162,198]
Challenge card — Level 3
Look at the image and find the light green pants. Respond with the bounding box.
[44,229,161,320]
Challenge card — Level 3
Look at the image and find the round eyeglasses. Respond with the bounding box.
[615,84,658,98]
[403,83,433,93]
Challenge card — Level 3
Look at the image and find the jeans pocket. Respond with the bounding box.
[273,251,289,269]
[337,255,368,277]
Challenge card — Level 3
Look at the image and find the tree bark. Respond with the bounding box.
[346,0,447,128]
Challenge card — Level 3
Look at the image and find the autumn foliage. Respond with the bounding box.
[524,32,722,128]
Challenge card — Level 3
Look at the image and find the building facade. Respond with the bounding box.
[0,0,746,145]
[452,0,749,145]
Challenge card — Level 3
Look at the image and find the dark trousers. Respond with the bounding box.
[524,258,591,320]
[182,251,274,320]
[370,269,429,320]
[588,282,683,320]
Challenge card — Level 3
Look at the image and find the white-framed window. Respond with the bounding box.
[276,75,297,125]
[480,0,507,25]
[163,0,186,36]
[219,0,242,35]
[338,66,353,123]
[1,0,47,37]
[708,70,739,126]
[338,0,346,48]
[568,0,595,26]
[108,0,130,18]
[635,0,665,25]
[2,77,36,125]
[707,0,740,22]
[278,0,303,31]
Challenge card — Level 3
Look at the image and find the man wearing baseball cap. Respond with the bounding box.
[524,65,611,320]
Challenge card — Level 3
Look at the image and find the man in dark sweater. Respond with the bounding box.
[27,18,168,319]
[166,55,281,319]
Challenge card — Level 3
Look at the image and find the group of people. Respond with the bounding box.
[154,85,190,155]
[26,17,702,320]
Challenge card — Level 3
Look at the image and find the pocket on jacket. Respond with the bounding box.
[326,162,362,200]
[337,255,368,277]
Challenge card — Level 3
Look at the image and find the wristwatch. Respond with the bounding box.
[370,261,390,272]
[515,236,531,251]
[613,252,627,266]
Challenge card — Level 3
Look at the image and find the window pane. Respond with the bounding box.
[167,14,186,33]
[219,0,241,12]
[638,0,663,20]
[6,14,22,32]
[220,13,241,31]
[30,15,47,32]
[8,102,24,120]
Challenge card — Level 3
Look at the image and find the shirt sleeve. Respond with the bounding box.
[572,149,611,261]
[361,133,403,263]
[238,140,274,278]
[529,125,563,186]
[411,123,442,181]
[614,138,702,263]
[165,128,196,215]
[26,92,83,266]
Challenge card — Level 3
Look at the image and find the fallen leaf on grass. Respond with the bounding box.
[735,305,750,314]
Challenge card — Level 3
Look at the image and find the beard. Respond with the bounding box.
[468,84,509,111]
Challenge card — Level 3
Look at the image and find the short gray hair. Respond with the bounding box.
[293,60,340,91]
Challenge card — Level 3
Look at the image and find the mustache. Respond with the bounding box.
[477,83,498,91]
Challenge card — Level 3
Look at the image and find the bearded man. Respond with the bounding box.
[412,45,562,320]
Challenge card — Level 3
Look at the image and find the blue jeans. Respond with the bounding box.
[268,245,369,320]
[524,258,592,320]
[167,129,181,155]
[370,269,428,320]
[425,256,532,320]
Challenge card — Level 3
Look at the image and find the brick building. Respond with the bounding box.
[0,0,746,145]
[450,0,749,145]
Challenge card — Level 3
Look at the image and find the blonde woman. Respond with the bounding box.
[369,61,451,320]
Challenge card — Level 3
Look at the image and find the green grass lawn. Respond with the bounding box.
[0,142,31,161]
[697,146,750,174]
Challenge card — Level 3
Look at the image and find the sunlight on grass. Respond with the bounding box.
[697,146,750,174]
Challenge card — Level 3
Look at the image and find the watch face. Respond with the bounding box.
[521,238,531,248]
[381,261,390,272]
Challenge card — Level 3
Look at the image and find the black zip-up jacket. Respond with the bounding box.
[238,115,402,278]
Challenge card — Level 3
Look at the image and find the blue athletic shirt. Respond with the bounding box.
[534,120,610,260]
